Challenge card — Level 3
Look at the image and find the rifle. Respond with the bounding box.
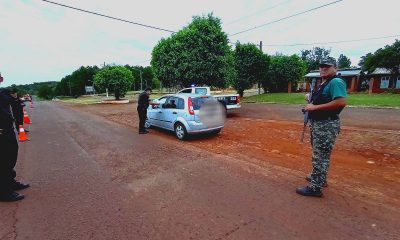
[301,79,316,143]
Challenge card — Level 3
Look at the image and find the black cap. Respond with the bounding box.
[319,58,336,67]
[144,87,152,92]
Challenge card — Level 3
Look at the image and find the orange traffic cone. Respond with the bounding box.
[18,125,29,142]
[23,109,31,124]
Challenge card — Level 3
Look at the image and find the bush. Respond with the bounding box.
[37,85,55,100]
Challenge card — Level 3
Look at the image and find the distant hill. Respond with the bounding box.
[4,81,58,95]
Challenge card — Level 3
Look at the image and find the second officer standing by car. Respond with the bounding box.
[137,87,152,134]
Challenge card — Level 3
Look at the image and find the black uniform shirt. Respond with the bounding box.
[137,92,149,110]
[11,97,24,123]
[0,89,14,129]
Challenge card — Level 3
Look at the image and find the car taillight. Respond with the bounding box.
[237,96,240,104]
[188,97,194,115]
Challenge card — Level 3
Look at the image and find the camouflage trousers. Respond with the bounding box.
[309,119,340,190]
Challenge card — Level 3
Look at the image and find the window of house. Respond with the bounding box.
[380,76,390,89]
[396,76,400,89]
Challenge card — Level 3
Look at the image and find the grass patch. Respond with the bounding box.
[243,93,400,107]
[55,91,400,107]
[244,93,305,104]
[55,95,104,104]
[55,91,169,104]
[346,93,400,107]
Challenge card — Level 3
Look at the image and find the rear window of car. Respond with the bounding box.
[177,98,184,109]
[192,97,211,110]
[194,88,208,95]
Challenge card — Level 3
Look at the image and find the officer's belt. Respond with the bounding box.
[310,115,339,121]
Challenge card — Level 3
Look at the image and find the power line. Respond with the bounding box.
[229,0,343,37]
[41,0,176,33]
[225,0,293,26]
[263,34,400,47]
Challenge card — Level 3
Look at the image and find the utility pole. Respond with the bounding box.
[258,41,263,95]
[68,79,72,96]
[140,69,143,91]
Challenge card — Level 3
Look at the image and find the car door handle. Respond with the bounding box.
[172,112,177,114]
[158,111,162,113]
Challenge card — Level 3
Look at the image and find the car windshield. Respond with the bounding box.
[192,97,211,110]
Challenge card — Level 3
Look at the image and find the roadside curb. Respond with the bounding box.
[346,105,400,110]
[242,101,400,110]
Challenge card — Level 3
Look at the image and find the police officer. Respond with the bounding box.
[0,88,30,202]
[137,87,152,134]
[296,59,347,197]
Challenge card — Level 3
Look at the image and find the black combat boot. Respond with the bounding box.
[13,181,30,191]
[296,186,323,197]
[0,191,25,202]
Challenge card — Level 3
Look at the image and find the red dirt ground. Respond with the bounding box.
[66,102,400,209]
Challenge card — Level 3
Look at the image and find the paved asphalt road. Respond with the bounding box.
[0,102,398,240]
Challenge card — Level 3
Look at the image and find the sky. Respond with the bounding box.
[0,0,399,87]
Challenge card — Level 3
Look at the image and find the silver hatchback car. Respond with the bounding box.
[145,94,225,140]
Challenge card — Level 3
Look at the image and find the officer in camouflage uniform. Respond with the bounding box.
[296,58,347,197]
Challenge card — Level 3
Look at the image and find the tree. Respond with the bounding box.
[363,40,400,73]
[37,85,55,100]
[263,54,307,92]
[337,54,351,69]
[301,47,334,72]
[360,40,400,89]
[358,53,373,69]
[7,84,28,96]
[55,66,99,96]
[8,82,57,95]
[232,42,269,97]
[124,65,156,91]
[93,66,134,100]
[151,13,233,88]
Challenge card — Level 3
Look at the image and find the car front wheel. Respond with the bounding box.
[174,123,187,140]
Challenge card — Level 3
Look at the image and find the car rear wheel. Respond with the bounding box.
[174,123,187,140]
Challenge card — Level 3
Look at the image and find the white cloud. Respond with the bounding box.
[0,0,398,86]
